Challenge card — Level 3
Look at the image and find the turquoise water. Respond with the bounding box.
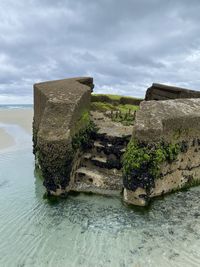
[1,115,200,266]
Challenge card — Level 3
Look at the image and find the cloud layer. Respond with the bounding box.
[1,0,200,103]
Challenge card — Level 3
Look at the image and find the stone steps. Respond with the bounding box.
[90,111,133,139]
[71,111,131,196]
[82,152,121,169]
[71,166,122,195]
[92,138,127,156]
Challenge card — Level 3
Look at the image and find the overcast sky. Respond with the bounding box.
[1,0,200,103]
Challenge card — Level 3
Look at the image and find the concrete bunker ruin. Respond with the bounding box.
[33,78,200,206]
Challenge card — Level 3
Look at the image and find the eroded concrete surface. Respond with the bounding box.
[124,98,200,206]
[33,78,200,206]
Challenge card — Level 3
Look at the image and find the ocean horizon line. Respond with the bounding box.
[0,104,33,110]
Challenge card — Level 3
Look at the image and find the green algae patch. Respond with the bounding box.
[122,139,181,191]
[72,110,99,150]
[34,108,98,196]
[72,120,98,150]
[73,111,90,134]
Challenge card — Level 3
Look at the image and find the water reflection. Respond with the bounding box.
[0,147,200,266]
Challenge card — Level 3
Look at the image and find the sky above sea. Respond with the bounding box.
[1,0,200,104]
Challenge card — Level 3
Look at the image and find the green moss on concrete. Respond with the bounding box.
[122,140,151,176]
[72,110,99,149]
[122,139,180,178]
[34,108,98,196]
[36,138,74,193]
[72,119,98,150]
[73,110,91,134]
[122,139,181,191]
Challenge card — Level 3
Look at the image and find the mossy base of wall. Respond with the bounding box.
[123,138,200,206]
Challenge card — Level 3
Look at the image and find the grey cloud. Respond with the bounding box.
[117,52,166,69]
[1,0,200,103]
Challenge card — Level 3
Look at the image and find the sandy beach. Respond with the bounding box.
[0,109,33,150]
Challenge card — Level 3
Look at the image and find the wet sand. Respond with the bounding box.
[0,128,15,149]
[0,109,33,150]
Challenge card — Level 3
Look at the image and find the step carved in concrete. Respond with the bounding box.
[72,167,122,195]
[82,153,122,170]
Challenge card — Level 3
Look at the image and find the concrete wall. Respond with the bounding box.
[123,98,200,206]
[33,77,93,196]
[145,83,200,101]
[33,77,200,205]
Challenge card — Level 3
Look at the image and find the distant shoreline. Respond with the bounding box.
[0,104,33,110]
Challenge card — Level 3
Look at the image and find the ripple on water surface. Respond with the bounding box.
[0,148,200,267]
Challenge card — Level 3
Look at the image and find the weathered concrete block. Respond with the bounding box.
[145,83,200,101]
[33,77,93,196]
[123,98,200,206]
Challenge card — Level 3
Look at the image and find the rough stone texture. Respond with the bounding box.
[145,83,200,101]
[33,77,93,195]
[70,111,131,196]
[91,111,133,138]
[134,98,200,142]
[124,98,200,206]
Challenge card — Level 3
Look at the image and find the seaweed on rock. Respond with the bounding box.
[35,111,98,195]
[122,139,180,192]
[72,113,98,151]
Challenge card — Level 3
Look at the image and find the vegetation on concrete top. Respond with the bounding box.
[90,101,139,126]
[91,102,139,112]
[74,111,90,133]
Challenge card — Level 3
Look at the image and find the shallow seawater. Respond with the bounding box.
[1,133,200,266]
